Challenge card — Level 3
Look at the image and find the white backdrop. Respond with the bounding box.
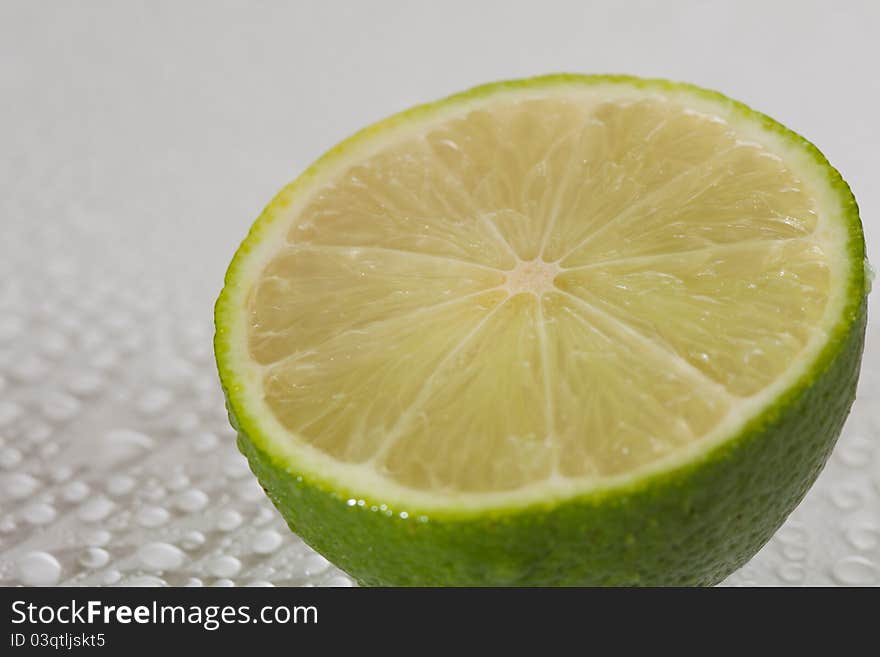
[1,1,877,586]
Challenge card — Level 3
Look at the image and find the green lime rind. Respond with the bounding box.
[215,74,868,585]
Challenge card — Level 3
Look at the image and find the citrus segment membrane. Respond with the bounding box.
[246,94,831,496]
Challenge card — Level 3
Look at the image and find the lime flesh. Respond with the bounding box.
[215,75,867,585]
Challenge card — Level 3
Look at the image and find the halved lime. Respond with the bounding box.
[215,75,868,585]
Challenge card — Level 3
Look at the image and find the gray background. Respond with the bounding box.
[1,1,878,586]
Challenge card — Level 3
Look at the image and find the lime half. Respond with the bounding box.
[215,75,867,585]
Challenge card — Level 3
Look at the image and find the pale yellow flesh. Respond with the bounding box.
[246,96,830,494]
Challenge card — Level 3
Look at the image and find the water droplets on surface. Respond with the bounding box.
[81,528,112,547]
[222,455,251,479]
[237,479,264,502]
[781,543,808,562]
[136,505,170,528]
[251,530,283,555]
[66,371,104,396]
[48,464,74,483]
[216,509,243,532]
[837,433,875,468]
[17,551,62,586]
[41,392,81,422]
[776,562,805,584]
[138,542,185,571]
[79,547,110,569]
[302,554,330,576]
[106,475,136,496]
[829,482,865,511]
[0,447,23,469]
[123,574,167,587]
[22,502,57,525]
[180,530,206,551]
[3,472,40,499]
[844,522,880,552]
[192,431,219,453]
[62,481,90,503]
[207,555,242,578]
[136,389,172,415]
[78,496,115,522]
[831,556,878,586]
[92,429,154,467]
[174,489,208,512]
[102,570,122,585]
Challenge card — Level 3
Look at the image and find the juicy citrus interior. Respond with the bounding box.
[244,92,834,495]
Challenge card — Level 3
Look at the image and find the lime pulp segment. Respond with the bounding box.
[233,84,846,506]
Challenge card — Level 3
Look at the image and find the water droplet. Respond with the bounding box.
[844,522,880,552]
[102,570,122,585]
[302,554,330,576]
[66,371,104,396]
[254,507,275,526]
[23,502,57,524]
[193,431,219,453]
[251,530,283,555]
[106,475,135,496]
[17,551,62,585]
[136,389,172,415]
[0,447,22,469]
[136,505,170,528]
[180,531,206,550]
[41,392,81,422]
[837,434,875,468]
[174,489,208,512]
[216,509,243,532]
[207,555,242,578]
[81,528,112,546]
[165,472,189,491]
[78,496,115,522]
[830,482,864,510]
[153,357,194,385]
[237,479,264,502]
[246,580,275,587]
[0,516,16,532]
[781,543,808,561]
[62,481,90,502]
[39,442,60,458]
[11,354,49,382]
[3,472,40,499]
[138,542,185,571]
[142,481,167,501]
[211,578,236,587]
[79,547,110,569]
[223,455,250,479]
[124,575,167,587]
[48,465,73,482]
[323,575,354,587]
[831,556,878,585]
[776,563,805,584]
[173,412,200,433]
[184,578,204,587]
[0,401,22,426]
[94,429,154,467]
